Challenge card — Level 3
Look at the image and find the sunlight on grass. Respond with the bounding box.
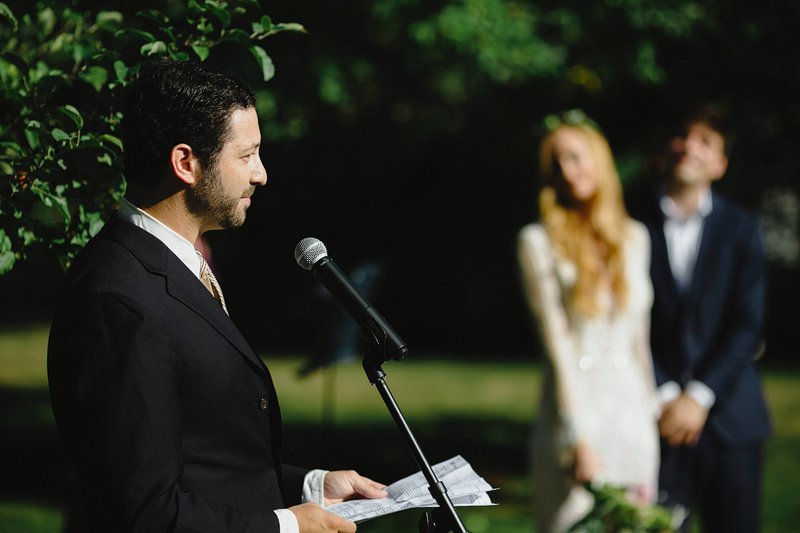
[269,356,540,426]
[0,324,50,387]
[0,502,62,532]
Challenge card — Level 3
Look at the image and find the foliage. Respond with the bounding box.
[0,0,304,274]
[569,483,677,533]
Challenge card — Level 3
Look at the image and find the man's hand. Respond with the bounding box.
[323,470,388,506]
[290,503,356,533]
[659,392,709,446]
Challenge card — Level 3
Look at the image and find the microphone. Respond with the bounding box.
[295,238,408,362]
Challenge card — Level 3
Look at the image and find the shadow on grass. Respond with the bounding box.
[0,388,71,507]
[281,414,533,503]
[280,415,536,532]
[0,386,534,529]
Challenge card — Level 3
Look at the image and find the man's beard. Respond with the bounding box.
[186,163,249,229]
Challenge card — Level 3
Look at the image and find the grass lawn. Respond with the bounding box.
[1,323,798,532]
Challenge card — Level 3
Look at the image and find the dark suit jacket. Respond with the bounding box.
[629,189,771,448]
[48,214,307,532]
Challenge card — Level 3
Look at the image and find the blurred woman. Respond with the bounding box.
[517,118,659,532]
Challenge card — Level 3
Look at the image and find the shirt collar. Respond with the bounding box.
[118,197,202,278]
[659,186,713,221]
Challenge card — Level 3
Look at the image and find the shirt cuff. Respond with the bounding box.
[686,380,716,409]
[302,469,328,506]
[658,381,681,405]
[274,509,299,533]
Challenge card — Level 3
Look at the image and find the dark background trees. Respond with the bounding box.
[2,0,798,360]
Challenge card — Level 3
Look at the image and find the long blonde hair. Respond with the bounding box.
[538,123,629,316]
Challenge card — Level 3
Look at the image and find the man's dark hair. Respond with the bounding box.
[681,103,733,156]
[122,60,256,188]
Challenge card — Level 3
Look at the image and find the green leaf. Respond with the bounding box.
[0,250,15,273]
[17,227,36,246]
[134,8,170,25]
[250,45,274,82]
[79,66,109,91]
[1,51,28,75]
[114,28,157,42]
[270,22,307,34]
[252,19,307,39]
[205,1,231,28]
[95,10,123,29]
[169,51,190,62]
[140,41,167,57]
[196,16,215,35]
[0,161,12,175]
[0,2,18,33]
[99,134,123,150]
[24,124,40,150]
[188,0,205,13]
[58,105,84,129]
[53,195,71,224]
[31,186,52,208]
[84,210,105,237]
[97,153,113,166]
[30,183,71,225]
[37,7,56,37]
[221,28,251,43]
[113,60,128,82]
[0,246,11,261]
[191,44,211,61]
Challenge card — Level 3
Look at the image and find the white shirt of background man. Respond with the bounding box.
[657,189,716,410]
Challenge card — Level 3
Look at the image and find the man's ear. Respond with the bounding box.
[710,154,728,183]
[169,144,201,186]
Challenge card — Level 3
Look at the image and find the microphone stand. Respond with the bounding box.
[361,332,470,533]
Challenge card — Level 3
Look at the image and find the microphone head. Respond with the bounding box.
[295,238,328,270]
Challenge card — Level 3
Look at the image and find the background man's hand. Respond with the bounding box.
[659,392,709,446]
[323,470,388,506]
[290,502,357,533]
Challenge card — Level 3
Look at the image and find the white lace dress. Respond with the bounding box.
[517,220,660,533]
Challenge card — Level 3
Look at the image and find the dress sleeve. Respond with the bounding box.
[517,225,588,445]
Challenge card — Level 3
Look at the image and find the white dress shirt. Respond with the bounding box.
[117,198,328,531]
[657,189,716,409]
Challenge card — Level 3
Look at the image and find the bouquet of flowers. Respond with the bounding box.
[568,483,682,533]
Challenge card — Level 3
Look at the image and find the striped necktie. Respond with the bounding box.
[197,251,228,315]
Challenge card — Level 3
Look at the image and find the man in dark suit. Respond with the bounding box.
[628,106,770,533]
[48,60,386,532]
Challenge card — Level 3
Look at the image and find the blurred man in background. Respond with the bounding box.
[629,105,770,533]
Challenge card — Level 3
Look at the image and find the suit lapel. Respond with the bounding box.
[165,254,269,376]
[106,214,268,377]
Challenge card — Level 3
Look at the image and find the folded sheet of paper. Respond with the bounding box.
[326,455,497,523]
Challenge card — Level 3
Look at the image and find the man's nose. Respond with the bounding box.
[684,133,703,153]
[252,162,267,186]
[670,136,686,154]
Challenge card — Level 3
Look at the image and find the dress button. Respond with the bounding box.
[259,398,268,410]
